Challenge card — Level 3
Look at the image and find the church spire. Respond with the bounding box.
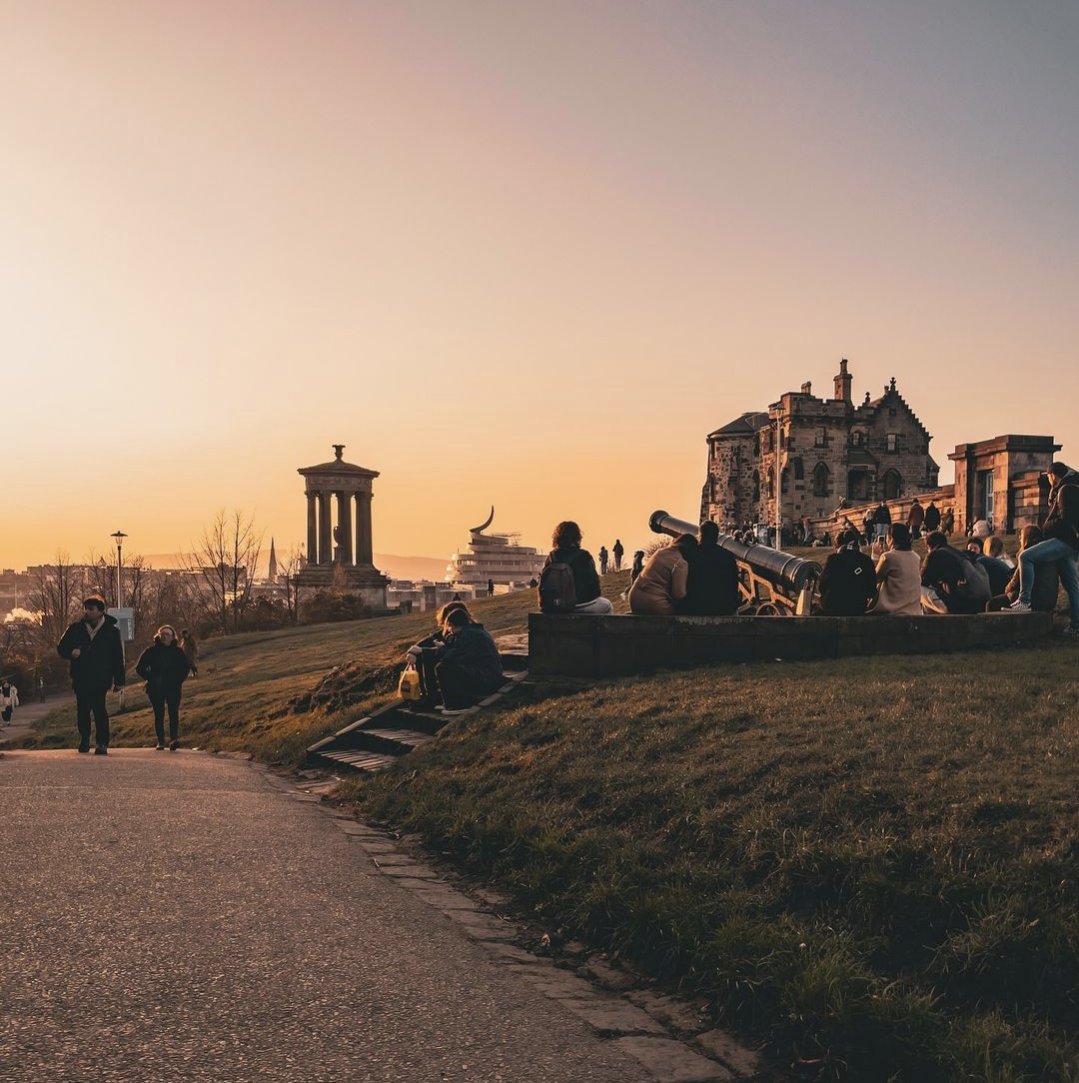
[267,537,278,583]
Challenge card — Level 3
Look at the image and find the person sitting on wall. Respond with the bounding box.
[921,531,991,614]
[871,523,922,616]
[987,526,1058,612]
[406,600,474,707]
[679,521,740,616]
[818,530,877,616]
[433,607,504,715]
[975,539,1014,596]
[1008,462,1079,635]
[628,534,695,616]
[985,535,1015,569]
[538,521,613,614]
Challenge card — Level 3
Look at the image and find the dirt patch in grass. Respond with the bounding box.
[340,645,1079,1081]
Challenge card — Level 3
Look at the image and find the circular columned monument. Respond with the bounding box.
[295,444,388,608]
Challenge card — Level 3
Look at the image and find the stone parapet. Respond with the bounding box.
[528,611,1052,678]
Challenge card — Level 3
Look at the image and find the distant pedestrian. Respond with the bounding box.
[135,625,191,751]
[179,629,199,676]
[631,550,645,582]
[1,680,18,725]
[907,498,924,539]
[598,546,609,575]
[873,502,892,542]
[486,578,495,597]
[924,501,941,533]
[940,508,955,535]
[57,595,126,755]
[862,511,875,545]
[612,539,624,572]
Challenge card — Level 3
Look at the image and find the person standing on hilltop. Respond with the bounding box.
[612,539,624,572]
[136,625,190,751]
[598,545,609,575]
[179,629,199,676]
[57,595,126,755]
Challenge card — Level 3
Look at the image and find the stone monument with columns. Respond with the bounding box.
[295,444,388,608]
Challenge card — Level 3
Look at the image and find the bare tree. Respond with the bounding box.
[277,544,304,626]
[183,511,263,635]
[28,552,78,646]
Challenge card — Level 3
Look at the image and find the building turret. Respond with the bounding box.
[834,358,852,403]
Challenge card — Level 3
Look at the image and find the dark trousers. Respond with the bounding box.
[150,690,182,743]
[75,688,110,747]
[434,661,489,711]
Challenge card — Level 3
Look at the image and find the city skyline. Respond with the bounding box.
[4,1,1077,570]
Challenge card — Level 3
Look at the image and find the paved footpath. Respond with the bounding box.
[0,750,652,1083]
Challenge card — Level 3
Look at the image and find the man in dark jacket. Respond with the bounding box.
[921,533,991,614]
[924,501,941,533]
[818,531,877,616]
[872,502,892,543]
[435,609,504,712]
[57,596,126,754]
[907,498,925,539]
[680,521,740,615]
[1010,463,1079,633]
[612,539,624,572]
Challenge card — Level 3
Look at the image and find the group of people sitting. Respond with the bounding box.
[819,462,1079,630]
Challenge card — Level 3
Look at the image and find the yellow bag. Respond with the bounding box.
[397,663,422,701]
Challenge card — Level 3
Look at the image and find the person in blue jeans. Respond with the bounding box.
[1010,463,1079,634]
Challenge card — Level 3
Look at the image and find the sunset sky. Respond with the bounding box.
[3,1,1077,571]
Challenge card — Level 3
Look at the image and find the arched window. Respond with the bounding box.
[882,469,902,501]
[812,462,830,498]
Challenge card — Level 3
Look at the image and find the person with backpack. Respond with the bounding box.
[612,539,624,572]
[679,521,740,615]
[628,534,695,616]
[57,595,126,755]
[434,608,504,714]
[921,531,991,614]
[538,521,613,614]
[818,530,877,616]
[1009,462,1079,634]
[135,625,191,751]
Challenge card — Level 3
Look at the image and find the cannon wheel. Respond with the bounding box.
[754,602,783,617]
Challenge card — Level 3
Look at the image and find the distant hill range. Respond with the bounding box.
[141,553,449,583]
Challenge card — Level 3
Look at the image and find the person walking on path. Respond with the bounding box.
[135,625,191,751]
[940,507,955,535]
[1009,462,1079,634]
[612,539,624,572]
[907,498,925,539]
[57,595,126,754]
[873,501,892,542]
[486,578,495,598]
[1,680,18,725]
[179,629,199,676]
[924,501,941,533]
[598,545,609,575]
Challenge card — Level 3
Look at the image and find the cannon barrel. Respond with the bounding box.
[648,510,821,598]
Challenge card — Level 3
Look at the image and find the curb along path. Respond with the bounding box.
[280,767,774,1083]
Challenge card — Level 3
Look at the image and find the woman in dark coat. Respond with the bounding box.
[434,608,504,713]
[135,625,190,750]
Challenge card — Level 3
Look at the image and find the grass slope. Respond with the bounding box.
[341,644,1079,1082]
[17,584,563,761]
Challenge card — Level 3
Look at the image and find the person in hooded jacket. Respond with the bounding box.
[628,534,695,615]
[921,532,991,614]
[434,607,505,713]
[1009,462,1079,634]
[57,595,126,754]
[818,530,877,615]
[136,624,191,750]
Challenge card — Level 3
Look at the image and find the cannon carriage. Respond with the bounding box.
[649,510,821,616]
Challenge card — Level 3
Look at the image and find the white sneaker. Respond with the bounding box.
[1007,600,1031,613]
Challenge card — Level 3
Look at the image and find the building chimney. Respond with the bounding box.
[834,358,852,403]
[800,381,812,395]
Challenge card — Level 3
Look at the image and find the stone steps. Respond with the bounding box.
[306,666,528,773]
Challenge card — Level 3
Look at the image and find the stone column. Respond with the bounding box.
[305,492,317,567]
[357,492,373,566]
[317,489,332,565]
[336,491,353,565]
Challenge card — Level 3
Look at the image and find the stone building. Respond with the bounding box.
[701,360,939,527]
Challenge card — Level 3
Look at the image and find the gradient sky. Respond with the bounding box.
[3,1,1077,570]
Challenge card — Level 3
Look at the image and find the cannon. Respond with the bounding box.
[649,510,821,616]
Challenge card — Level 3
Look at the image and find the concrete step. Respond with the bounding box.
[309,749,396,773]
[349,727,435,756]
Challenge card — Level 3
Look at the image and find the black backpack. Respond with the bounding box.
[538,561,577,613]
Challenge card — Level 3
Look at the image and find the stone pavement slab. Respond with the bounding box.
[0,750,651,1083]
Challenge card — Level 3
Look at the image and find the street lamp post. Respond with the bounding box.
[110,531,127,608]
